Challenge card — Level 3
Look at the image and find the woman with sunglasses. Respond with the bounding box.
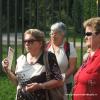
[83,33,92,62]
[2,29,63,100]
[73,17,100,100]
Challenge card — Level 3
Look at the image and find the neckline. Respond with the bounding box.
[26,51,42,65]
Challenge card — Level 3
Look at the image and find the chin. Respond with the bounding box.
[26,48,30,52]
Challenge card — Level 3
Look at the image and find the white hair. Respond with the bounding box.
[50,22,66,35]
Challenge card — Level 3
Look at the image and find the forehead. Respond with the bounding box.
[24,34,34,39]
[85,26,93,32]
[51,30,64,35]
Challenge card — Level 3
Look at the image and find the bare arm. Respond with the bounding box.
[2,58,18,86]
[6,69,18,86]
[24,79,63,92]
[65,57,77,80]
[39,79,63,89]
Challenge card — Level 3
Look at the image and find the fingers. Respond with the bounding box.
[26,83,35,86]
[2,58,9,66]
[25,83,40,92]
[2,58,9,72]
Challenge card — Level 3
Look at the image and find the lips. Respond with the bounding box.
[25,46,30,50]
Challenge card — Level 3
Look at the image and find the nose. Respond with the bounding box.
[25,42,30,46]
[54,32,57,35]
[84,35,88,39]
[84,36,88,41]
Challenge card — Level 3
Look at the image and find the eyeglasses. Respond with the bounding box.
[85,32,100,36]
[24,39,38,44]
[85,32,92,36]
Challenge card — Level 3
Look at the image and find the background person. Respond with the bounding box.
[2,29,63,100]
[46,22,77,99]
[73,17,100,100]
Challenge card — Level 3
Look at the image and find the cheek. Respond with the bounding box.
[91,36,98,44]
[89,37,92,42]
[34,42,42,48]
[88,38,92,45]
[90,37,97,46]
[85,37,91,44]
[50,35,54,39]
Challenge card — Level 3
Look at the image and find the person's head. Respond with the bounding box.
[50,22,66,46]
[83,17,100,50]
[24,29,45,53]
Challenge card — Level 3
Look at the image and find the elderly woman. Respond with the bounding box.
[73,17,100,100]
[2,29,63,100]
[46,22,77,100]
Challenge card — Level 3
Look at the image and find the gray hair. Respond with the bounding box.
[50,22,66,35]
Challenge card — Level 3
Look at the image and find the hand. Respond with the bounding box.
[25,83,41,92]
[2,58,9,72]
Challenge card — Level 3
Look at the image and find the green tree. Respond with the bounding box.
[83,0,97,20]
[72,0,83,34]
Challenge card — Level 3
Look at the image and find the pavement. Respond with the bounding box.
[2,34,86,47]
[2,33,22,45]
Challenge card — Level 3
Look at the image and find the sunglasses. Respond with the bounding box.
[24,39,38,44]
[85,32,92,36]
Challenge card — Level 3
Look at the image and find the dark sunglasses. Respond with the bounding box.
[85,32,92,36]
[24,39,38,44]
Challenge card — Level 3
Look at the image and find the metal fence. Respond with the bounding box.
[0,0,99,73]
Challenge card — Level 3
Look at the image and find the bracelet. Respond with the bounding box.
[39,83,46,89]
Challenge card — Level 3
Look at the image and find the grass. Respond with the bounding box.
[0,45,22,100]
[0,74,16,100]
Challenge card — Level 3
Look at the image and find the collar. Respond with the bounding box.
[89,48,100,62]
[93,48,100,57]
[59,43,64,48]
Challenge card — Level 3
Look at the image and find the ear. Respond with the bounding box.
[39,41,43,47]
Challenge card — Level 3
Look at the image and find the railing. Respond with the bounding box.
[0,0,86,73]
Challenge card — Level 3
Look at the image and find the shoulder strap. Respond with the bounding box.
[43,51,51,80]
[64,41,70,60]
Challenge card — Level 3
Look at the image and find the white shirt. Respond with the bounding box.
[15,55,45,83]
[48,42,77,83]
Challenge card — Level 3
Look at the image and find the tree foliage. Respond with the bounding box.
[83,0,97,20]
[1,0,97,33]
[72,0,83,34]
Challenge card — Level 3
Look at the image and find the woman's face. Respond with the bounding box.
[50,32,64,46]
[85,26,100,49]
[24,34,42,53]
[84,26,92,47]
